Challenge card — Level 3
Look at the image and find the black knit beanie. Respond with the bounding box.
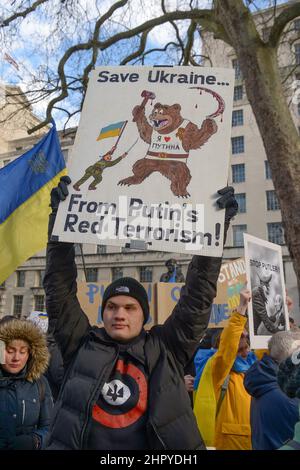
[101,277,150,324]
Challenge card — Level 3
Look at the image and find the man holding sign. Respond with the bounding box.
[44,176,237,450]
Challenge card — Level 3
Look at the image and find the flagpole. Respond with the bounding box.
[114,120,128,148]
[79,244,87,282]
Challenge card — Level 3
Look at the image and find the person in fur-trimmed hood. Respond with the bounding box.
[0,318,53,450]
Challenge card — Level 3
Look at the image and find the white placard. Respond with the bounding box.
[244,233,289,350]
[53,66,234,256]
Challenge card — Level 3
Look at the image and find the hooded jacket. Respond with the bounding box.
[0,319,53,449]
[193,312,253,450]
[277,356,300,450]
[43,229,222,450]
[244,353,299,450]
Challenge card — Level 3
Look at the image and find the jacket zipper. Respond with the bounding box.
[79,346,119,449]
[21,399,26,425]
[149,420,167,450]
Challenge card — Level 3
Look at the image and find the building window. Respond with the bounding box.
[232,59,242,80]
[13,295,23,316]
[232,164,245,183]
[34,295,45,311]
[265,160,272,179]
[232,109,244,127]
[86,268,98,282]
[17,271,25,287]
[112,268,123,281]
[294,19,300,31]
[231,136,244,154]
[295,44,300,65]
[233,225,247,247]
[140,267,153,283]
[298,102,300,116]
[97,245,107,254]
[38,270,45,287]
[267,223,284,245]
[235,193,246,213]
[266,190,280,211]
[233,85,243,101]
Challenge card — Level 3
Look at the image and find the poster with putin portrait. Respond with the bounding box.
[244,233,289,350]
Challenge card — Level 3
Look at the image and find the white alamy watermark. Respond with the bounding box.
[63,194,223,250]
[94,195,206,250]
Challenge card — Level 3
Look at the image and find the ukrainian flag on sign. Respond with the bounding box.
[96,121,126,141]
[0,123,66,285]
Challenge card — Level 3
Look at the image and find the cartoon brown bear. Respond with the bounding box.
[118,101,218,197]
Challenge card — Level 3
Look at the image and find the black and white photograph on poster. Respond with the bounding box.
[244,233,289,350]
[52,66,234,257]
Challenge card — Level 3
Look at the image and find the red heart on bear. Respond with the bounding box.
[164,137,171,142]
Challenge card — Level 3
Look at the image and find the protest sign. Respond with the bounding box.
[77,281,156,329]
[210,257,246,327]
[53,66,234,256]
[156,258,246,327]
[244,233,289,349]
[156,283,184,324]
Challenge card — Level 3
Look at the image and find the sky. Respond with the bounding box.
[0,0,291,129]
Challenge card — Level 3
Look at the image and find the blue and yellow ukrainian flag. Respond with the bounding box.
[0,123,66,285]
[96,121,126,141]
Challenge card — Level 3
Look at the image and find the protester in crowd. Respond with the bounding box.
[277,346,300,450]
[244,330,300,449]
[193,289,256,450]
[159,259,185,282]
[184,328,223,406]
[43,176,237,450]
[27,312,64,402]
[0,317,53,450]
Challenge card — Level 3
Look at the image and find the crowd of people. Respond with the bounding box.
[0,176,299,451]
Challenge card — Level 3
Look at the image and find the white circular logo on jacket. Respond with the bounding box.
[101,380,131,406]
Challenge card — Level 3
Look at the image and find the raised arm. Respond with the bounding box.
[159,254,222,367]
[43,177,90,366]
[157,187,238,368]
[211,289,250,391]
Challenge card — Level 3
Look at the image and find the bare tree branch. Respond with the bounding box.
[161,0,185,64]
[121,29,150,65]
[131,41,182,65]
[1,0,49,27]
[183,20,197,65]
[269,3,300,48]
[28,6,216,133]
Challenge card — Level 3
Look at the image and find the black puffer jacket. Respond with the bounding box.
[44,225,222,450]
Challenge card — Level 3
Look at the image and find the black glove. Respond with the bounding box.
[216,186,238,224]
[216,186,238,245]
[50,175,71,214]
[48,176,71,239]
